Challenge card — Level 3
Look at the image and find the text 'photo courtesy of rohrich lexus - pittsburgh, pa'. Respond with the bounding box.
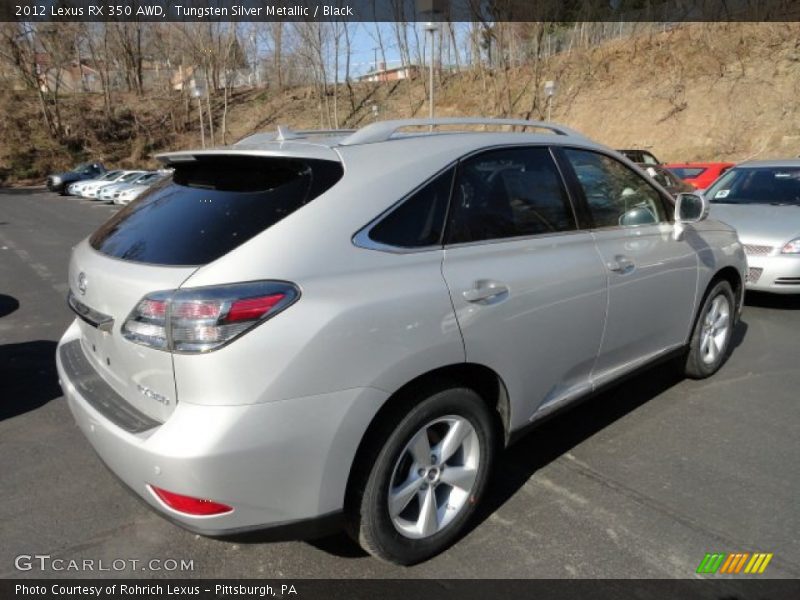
[57,118,746,565]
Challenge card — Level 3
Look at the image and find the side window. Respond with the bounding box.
[446,147,575,244]
[564,148,667,228]
[368,167,453,248]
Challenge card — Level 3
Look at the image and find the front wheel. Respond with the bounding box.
[347,385,496,565]
[684,280,735,378]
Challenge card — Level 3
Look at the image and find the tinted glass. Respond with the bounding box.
[565,148,667,228]
[668,167,706,179]
[90,156,343,265]
[369,167,453,248]
[706,167,800,206]
[446,147,574,244]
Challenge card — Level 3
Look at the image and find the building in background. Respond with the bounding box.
[358,63,420,83]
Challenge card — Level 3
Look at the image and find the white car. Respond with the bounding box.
[82,171,143,199]
[98,172,156,202]
[68,170,123,196]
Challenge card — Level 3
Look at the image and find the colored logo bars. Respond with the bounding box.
[696,552,773,574]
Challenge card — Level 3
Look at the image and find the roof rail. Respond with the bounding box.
[340,118,585,146]
[235,125,356,146]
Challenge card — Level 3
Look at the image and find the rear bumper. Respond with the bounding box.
[56,321,387,535]
[746,254,800,294]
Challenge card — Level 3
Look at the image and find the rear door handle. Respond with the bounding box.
[606,255,635,274]
[462,280,509,304]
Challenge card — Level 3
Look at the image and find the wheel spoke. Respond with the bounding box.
[407,428,432,467]
[701,333,711,357]
[439,465,478,492]
[417,486,439,537]
[389,475,424,517]
[437,419,470,464]
[707,336,718,361]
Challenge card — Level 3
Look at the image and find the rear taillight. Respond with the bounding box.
[149,485,233,516]
[122,281,299,353]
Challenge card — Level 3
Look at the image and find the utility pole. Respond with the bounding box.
[191,79,206,148]
[544,80,557,121]
[425,22,439,123]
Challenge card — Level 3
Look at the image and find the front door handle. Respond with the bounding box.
[606,255,635,274]
[463,280,510,304]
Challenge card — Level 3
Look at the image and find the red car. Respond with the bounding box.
[664,162,735,191]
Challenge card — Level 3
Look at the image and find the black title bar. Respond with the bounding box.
[4,579,800,600]
[2,0,800,23]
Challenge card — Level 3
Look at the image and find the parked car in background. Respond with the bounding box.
[98,171,155,202]
[642,164,695,197]
[618,149,661,165]
[82,171,143,199]
[706,160,800,293]
[57,118,745,565]
[47,163,105,194]
[68,170,124,197]
[113,171,171,205]
[665,162,734,191]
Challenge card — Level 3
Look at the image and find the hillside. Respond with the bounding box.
[2,22,800,185]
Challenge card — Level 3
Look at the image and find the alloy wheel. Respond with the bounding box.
[700,294,731,364]
[387,415,480,539]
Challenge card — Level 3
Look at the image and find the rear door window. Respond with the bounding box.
[446,147,576,244]
[90,156,342,265]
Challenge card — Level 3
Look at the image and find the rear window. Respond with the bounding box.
[668,167,706,179]
[90,156,343,265]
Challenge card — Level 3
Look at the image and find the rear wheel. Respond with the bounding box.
[347,384,496,565]
[684,280,735,378]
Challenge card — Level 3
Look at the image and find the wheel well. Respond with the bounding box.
[711,266,743,312]
[343,363,510,513]
[686,266,743,346]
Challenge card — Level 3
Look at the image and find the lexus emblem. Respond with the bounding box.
[77,272,88,295]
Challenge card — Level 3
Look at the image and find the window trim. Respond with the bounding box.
[556,145,675,231]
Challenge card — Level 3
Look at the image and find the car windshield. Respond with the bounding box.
[118,172,145,183]
[668,167,706,179]
[98,170,122,181]
[706,167,800,205]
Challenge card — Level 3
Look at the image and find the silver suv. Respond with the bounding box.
[57,118,746,564]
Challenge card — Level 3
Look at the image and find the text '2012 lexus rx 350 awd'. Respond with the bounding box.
[57,118,746,564]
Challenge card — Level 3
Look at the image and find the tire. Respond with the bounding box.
[347,383,496,565]
[684,280,735,379]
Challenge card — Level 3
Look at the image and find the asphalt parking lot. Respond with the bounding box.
[1,188,799,579]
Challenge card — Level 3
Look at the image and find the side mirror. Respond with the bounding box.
[675,193,708,223]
